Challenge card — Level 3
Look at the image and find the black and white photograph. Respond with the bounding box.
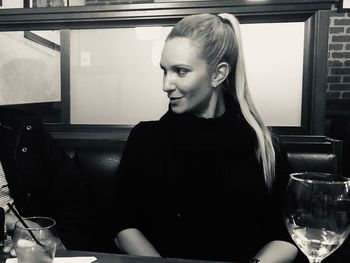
[0,1,349,263]
[27,0,67,7]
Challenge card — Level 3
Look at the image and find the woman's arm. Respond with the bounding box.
[114,228,161,257]
[113,123,159,255]
[250,240,298,263]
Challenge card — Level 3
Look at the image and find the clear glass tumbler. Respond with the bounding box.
[13,216,58,263]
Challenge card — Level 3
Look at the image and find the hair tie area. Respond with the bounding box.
[217,13,234,30]
[216,14,226,23]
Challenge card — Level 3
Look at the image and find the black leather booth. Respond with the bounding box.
[58,139,126,253]
[282,135,342,175]
[52,133,342,253]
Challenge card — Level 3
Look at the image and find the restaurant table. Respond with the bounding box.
[0,250,237,263]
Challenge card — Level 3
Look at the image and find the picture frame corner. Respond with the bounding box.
[339,0,350,12]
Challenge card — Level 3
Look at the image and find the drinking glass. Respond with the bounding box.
[284,172,350,263]
[12,216,58,263]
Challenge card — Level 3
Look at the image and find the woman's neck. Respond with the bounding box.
[193,91,226,119]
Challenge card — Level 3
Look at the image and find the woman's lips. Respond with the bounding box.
[169,97,183,101]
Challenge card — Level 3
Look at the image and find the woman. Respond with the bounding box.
[114,13,296,263]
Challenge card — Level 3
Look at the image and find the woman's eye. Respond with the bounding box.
[177,68,188,77]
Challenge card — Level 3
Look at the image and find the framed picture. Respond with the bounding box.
[33,0,50,7]
[339,0,350,11]
[24,0,67,8]
[24,31,61,51]
[85,0,153,5]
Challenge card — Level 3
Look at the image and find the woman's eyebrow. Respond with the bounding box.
[159,63,191,70]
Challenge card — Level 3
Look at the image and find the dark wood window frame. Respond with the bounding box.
[0,0,336,140]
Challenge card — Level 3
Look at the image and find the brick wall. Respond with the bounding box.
[327,11,350,99]
[326,9,350,175]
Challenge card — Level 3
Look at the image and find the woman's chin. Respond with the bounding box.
[170,105,186,115]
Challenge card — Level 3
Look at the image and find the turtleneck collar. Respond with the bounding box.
[160,94,238,127]
[159,94,250,156]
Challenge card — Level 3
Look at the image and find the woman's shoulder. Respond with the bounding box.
[130,121,163,137]
[123,121,167,161]
[127,120,165,147]
[132,121,159,132]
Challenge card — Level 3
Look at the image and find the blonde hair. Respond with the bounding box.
[167,13,276,191]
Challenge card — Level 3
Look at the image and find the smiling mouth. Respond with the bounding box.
[169,97,183,101]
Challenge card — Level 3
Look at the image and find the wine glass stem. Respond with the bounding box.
[309,260,321,263]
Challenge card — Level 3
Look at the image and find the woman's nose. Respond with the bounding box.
[162,75,176,92]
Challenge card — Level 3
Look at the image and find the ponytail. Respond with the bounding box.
[218,13,276,192]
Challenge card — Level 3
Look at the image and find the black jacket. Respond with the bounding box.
[0,108,90,250]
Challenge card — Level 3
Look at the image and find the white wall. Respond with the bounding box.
[0,0,23,8]
[70,27,170,124]
[241,22,304,126]
[68,0,85,6]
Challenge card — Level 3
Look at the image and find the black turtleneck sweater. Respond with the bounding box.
[115,96,290,262]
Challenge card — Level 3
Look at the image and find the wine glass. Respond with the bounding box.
[284,172,350,263]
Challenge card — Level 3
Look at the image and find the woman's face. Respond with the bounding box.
[160,37,216,118]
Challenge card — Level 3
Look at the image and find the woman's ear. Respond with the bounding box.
[211,62,230,88]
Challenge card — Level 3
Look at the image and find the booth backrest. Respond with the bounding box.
[52,134,342,253]
[59,140,126,253]
[282,135,342,175]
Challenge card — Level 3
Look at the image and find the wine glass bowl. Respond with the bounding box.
[284,172,350,263]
